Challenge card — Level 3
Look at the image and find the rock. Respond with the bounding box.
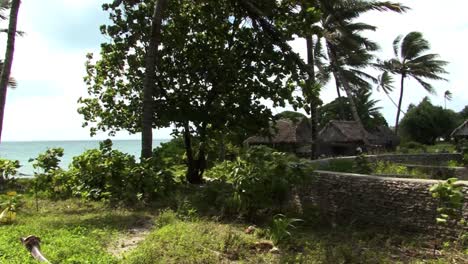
[269,246,280,254]
[244,225,256,234]
[252,241,274,253]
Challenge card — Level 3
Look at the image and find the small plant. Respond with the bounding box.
[429,178,466,252]
[0,191,23,224]
[269,214,303,245]
[0,159,20,191]
[353,150,372,175]
[429,178,464,226]
[447,160,461,168]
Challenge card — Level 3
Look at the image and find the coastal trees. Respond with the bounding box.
[0,0,21,142]
[80,0,309,183]
[379,31,448,134]
[399,97,459,144]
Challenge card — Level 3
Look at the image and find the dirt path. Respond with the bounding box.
[108,220,153,258]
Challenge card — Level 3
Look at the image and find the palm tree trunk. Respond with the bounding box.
[327,45,365,132]
[0,0,21,143]
[306,36,318,159]
[141,0,168,159]
[395,74,405,134]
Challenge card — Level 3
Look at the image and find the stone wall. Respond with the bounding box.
[311,153,463,168]
[300,171,468,233]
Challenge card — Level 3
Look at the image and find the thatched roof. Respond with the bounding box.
[244,118,312,144]
[451,120,468,137]
[318,120,371,143]
[369,125,400,146]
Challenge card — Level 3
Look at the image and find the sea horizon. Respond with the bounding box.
[0,139,170,176]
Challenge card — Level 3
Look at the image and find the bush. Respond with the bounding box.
[69,140,175,205]
[29,148,66,197]
[205,146,314,217]
[318,159,354,173]
[0,159,20,191]
[400,141,427,153]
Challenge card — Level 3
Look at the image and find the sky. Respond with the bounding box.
[0,0,467,141]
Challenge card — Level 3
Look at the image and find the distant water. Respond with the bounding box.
[0,139,169,176]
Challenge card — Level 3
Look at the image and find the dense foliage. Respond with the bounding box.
[205,146,315,217]
[319,88,388,130]
[399,97,461,144]
[0,158,19,190]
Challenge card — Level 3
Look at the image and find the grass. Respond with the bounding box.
[0,196,467,263]
[0,196,151,263]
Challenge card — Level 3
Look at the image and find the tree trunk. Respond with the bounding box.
[183,122,204,184]
[395,74,405,134]
[334,77,345,120]
[306,36,318,159]
[327,45,365,132]
[141,0,168,159]
[0,0,21,143]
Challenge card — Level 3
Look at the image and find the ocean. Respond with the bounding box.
[0,139,169,176]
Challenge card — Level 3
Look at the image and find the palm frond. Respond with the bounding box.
[401,31,430,60]
[412,75,436,94]
[377,71,394,93]
[392,34,402,59]
[444,90,453,101]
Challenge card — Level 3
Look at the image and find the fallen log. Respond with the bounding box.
[20,235,50,263]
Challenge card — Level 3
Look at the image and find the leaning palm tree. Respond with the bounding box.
[381,32,448,134]
[0,0,21,142]
[316,0,408,131]
[443,90,452,109]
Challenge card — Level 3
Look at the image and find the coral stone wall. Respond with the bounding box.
[300,171,468,233]
[311,153,463,168]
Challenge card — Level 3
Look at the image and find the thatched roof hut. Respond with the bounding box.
[318,120,370,143]
[244,118,312,154]
[451,120,468,140]
[369,125,400,149]
[316,120,371,156]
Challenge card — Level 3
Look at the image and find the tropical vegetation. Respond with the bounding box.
[0,0,466,263]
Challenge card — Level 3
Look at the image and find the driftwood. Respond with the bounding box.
[20,235,50,263]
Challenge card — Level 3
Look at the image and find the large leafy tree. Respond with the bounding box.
[0,0,21,142]
[400,97,459,144]
[380,31,448,134]
[80,0,308,183]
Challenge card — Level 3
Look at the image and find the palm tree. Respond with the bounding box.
[0,0,21,143]
[381,32,448,134]
[315,0,408,131]
[377,71,405,116]
[443,90,452,109]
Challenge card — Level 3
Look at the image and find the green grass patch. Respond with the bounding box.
[0,196,151,263]
[1,197,466,263]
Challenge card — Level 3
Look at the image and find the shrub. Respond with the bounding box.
[269,214,303,245]
[400,141,427,153]
[318,159,354,173]
[353,153,372,174]
[0,159,20,191]
[205,146,314,217]
[29,148,66,197]
[0,191,23,224]
[69,140,175,205]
